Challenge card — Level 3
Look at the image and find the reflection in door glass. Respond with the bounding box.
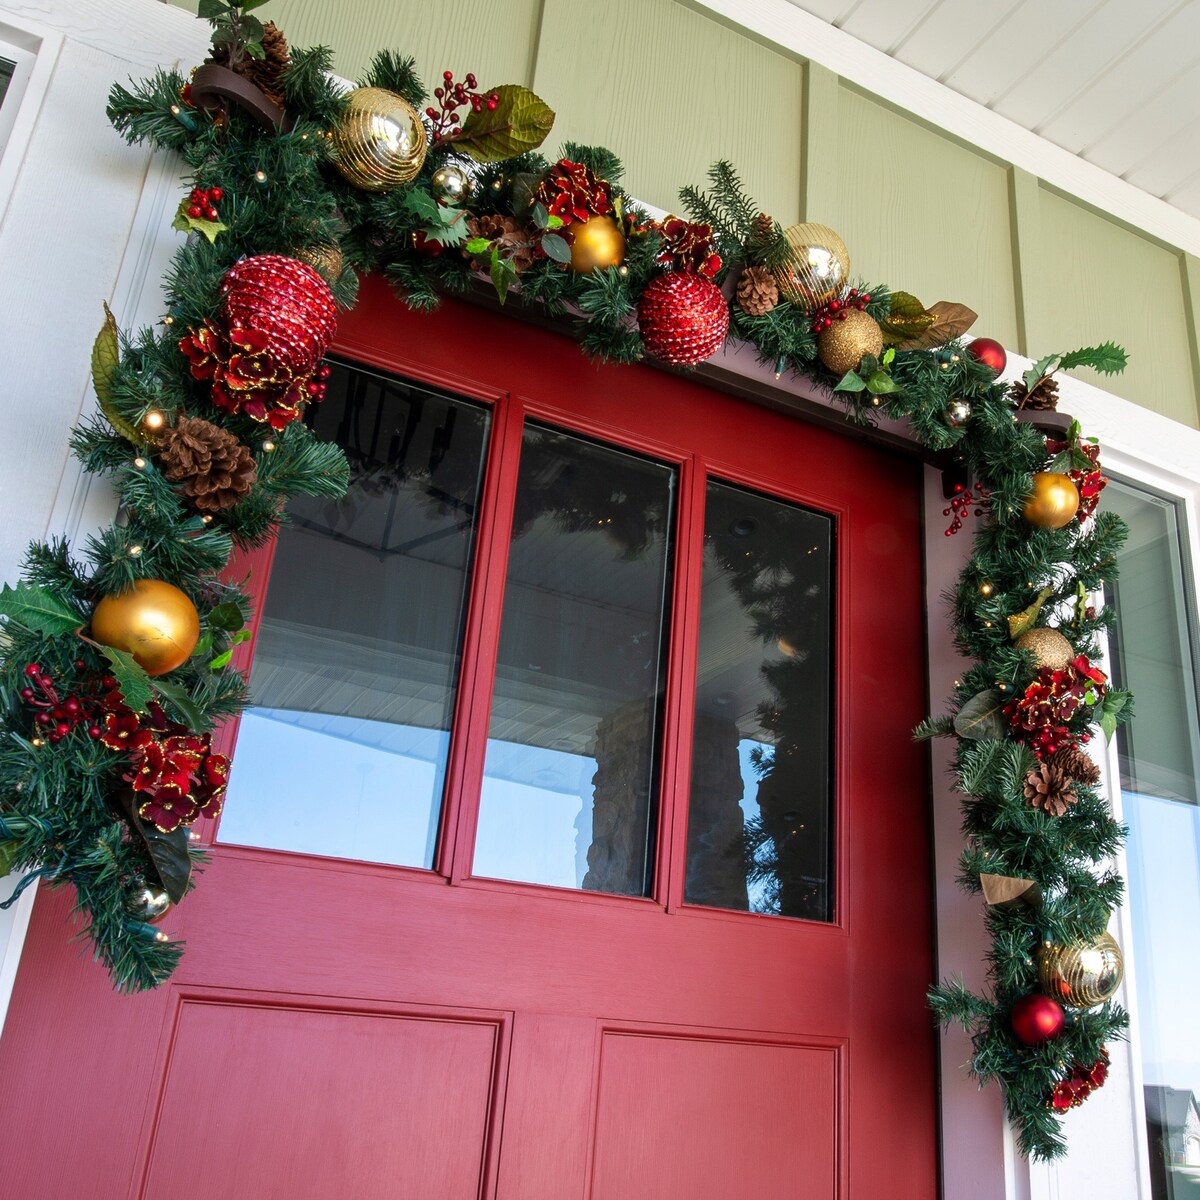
[472,425,675,896]
[220,364,489,867]
[685,480,834,921]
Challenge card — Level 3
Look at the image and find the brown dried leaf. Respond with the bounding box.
[892,300,978,350]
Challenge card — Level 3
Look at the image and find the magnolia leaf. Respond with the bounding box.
[0,582,84,636]
[865,370,900,395]
[119,793,192,904]
[456,84,555,163]
[0,841,20,878]
[151,679,204,730]
[891,301,978,351]
[96,644,153,714]
[880,291,935,344]
[490,251,518,305]
[1058,342,1128,376]
[1023,354,1057,392]
[953,690,1007,741]
[833,371,866,393]
[1100,689,1132,741]
[1007,586,1055,639]
[540,232,572,264]
[208,601,243,631]
[171,200,228,245]
[91,306,145,447]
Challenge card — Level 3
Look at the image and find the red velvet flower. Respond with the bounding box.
[1006,654,1107,757]
[532,159,613,226]
[656,216,722,279]
[100,711,153,754]
[131,732,229,833]
[1050,1080,1080,1112]
[179,321,224,381]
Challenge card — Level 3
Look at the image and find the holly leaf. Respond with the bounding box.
[119,792,192,904]
[1100,689,1132,741]
[91,305,145,447]
[0,582,84,636]
[151,679,205,730]
[455,84,555,163]
[1023,354,1057,392]
[1058,342,1128,376]
[424,209,467,246]
[96,645,153,715]
[833,370,866,393]
[540,232,572,264]
[865,370,900,395]
[465,237,491,256]
[399,188,442,224]
[171,199,227,245]
[953,690,1007,741]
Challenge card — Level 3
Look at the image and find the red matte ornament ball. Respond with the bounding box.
[967,336,1007,374]
[1010,993,1066,1045]
[637,273,730,367]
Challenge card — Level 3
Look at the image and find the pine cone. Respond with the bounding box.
[751,212,774,244]
[158,416,257,513]
[212,22,290,106]
[1011,375,1059,411]
[1023,761,1077,816]
[1051,743,1101,787]
[463,215,535,274]
[736,265,779,316]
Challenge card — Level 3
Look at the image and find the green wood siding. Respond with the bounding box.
[165,0,1200,428]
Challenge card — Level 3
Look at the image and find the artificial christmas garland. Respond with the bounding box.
[0,3,1134,1160]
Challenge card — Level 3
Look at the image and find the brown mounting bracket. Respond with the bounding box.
[191,63,292,133]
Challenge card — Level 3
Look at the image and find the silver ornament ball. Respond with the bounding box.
[127,884,172,924]
[430,163,472,205]
[947,398,972,427]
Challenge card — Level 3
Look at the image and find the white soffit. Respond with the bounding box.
[691,0,1200,258]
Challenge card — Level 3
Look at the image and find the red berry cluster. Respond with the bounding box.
[20,661,117,744]
[943,481,991,536]
[305,363,333,404]
[1049,1050,1109,1112]
[809,288,871,335]
[186,186,223,222]
[425,71,499,143]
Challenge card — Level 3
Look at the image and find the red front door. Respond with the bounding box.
[0,279,936,1199]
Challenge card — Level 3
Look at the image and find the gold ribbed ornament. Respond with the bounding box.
[1038,932,1124,1008]
[1015,627,1074,670]
[817,309,883,375]
[774,223,850,309]
[331,87,427,192]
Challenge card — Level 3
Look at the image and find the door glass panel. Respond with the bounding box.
[472,424,676,896]
[1103,479,1200,1200]
[685,480,834,920]
[220,364,490,867]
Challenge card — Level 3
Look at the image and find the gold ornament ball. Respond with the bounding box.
[569,215,626,274]
[294,242,344,285]
[774,223,850,309]
[1039,932,1124,1008]
[331,87,427,193]
[91,579,201,677]
[817,309,883,375]
[1015,627,1075,670]
[127,885,172,924]
[1024,472,1081,529]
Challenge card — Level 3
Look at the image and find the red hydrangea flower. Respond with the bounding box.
[532,159,613,226]
[131,733,229,832]
[656,216,722,279]
[1006,654,1107,758]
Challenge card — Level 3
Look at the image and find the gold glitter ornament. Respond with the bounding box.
[1038,932,1124,1008]
[1014,626,1074,670]
[817,309,883,374]
[569,215,626,274]
[775,223,850,309]
[332,87,427,192]
[293,242,344,285]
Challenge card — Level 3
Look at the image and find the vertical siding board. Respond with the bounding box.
[800,61,841,224]
[1180,254,1200,428]
[833,86,1019,349]
[1007,167,1044,359]
[531,0,804,221]
[1037,188,1197,424]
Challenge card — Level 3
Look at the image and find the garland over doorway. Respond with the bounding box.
[0,1,1133,1159]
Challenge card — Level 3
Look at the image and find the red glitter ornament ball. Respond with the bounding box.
[637,273,730,367]
[221,255,337,379]
[1010,993,1066,1045]
[967,336,1007,375]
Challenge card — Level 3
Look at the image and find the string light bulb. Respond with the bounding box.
[980,582,993,595]
[128,545,143,557]
[143,409,165,433]
[255,170,268,184]
[133,457,147,470]
[261,439,276,453]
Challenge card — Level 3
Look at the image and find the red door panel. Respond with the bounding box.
[0,279,936,1200]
